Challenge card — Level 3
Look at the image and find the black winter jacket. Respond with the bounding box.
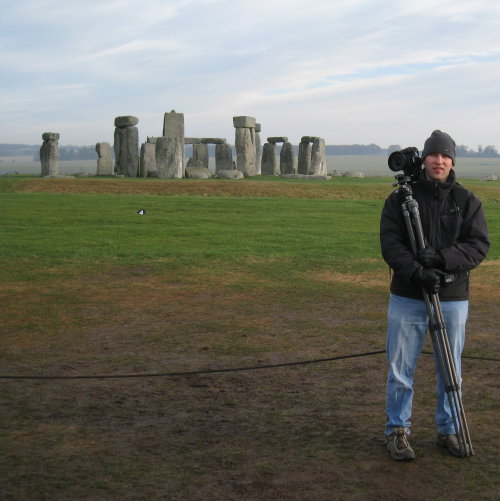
[380,169,490,300]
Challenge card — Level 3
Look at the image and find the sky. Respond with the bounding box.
[1,0,500,151]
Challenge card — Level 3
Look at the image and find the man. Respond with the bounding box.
[380,130,490,460]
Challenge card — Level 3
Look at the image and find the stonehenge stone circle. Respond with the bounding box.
[41,108,336,181]
[40,132,60,177]
[96,142,113,176]
[113,116,139,177]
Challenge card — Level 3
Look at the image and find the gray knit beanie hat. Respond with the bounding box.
[422,130,456,165]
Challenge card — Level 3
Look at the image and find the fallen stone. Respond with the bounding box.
[185,166,212,179]
[215,169,244,179]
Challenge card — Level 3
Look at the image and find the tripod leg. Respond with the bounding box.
[432,297,474,456]
[426,293,474,457]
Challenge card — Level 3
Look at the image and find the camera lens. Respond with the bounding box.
[388,151,406,172]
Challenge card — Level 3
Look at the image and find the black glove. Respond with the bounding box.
[417,247,443,268]
[413,267,446,294]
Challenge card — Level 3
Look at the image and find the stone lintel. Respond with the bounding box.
[200,138,226,144]
[185,137,227,145]
[267,137,288,144]
[114,116,139,128]
[301,136,320,143]
[233,116,256,128]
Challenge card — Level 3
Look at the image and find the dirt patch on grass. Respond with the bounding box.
[5,177,391,200]
[1,263,499,500]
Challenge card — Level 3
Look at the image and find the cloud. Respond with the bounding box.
[1,0,500,147]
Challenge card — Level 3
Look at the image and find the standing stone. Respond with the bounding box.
[96,142,113,176]
[298,136,327,176]
[233,116,257,176]
[113,116,139,177]
[139,140,157,177]
[280,141,296,175]
[156,137,183,178]
[191,143,209,169]
[310,137,327,176]
[162,110,185,177]
[215,142,233,172]
[298,140,312,175]
[255,123,262,175]
[40,132,60,177]
[261,142,279,176]
[163,110,184,142]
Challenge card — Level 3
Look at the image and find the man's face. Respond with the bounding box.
[423,153,453,182]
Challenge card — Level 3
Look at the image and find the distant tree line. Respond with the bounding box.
[331,143,499,157]
[0,144,99,160]
[386,144,499,157]
[0,142,498,159]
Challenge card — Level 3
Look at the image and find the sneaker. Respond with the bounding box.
[436,433,465,457]
[385,427,415,461]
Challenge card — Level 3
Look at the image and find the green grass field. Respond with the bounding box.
[1,176,499,500]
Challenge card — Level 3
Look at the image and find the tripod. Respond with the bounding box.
[394,174,474,458]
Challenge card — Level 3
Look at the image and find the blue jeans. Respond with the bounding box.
[385,294,468,435]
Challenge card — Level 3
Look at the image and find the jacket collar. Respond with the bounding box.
[417,168,456,200]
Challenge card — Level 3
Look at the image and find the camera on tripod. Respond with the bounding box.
[388,146,422,180]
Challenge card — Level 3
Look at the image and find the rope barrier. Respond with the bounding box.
[0,349,497,381]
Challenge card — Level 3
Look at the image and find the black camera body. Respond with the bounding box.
[388,146,422,180]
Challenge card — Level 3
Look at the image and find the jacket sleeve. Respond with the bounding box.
[440,193,490,271]
[380,192,422,282]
